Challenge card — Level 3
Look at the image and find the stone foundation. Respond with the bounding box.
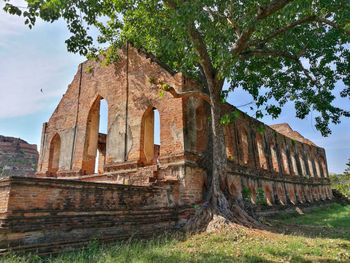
[0,176,193,254]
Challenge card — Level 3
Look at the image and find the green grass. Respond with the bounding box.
[272,203,350,228]
[4,204,350,263]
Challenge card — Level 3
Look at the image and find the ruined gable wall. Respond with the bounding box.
[69,53,129,174]
[37,47,187,177]
[118,47,185,164]
[37,68,82,174]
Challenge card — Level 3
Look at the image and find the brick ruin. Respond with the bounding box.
[0,47,332,253]
[0,136,38,177]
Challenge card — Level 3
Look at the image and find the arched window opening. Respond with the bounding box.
[83,96,108,175]
[48,133,61,176]
[239,129,249,165]
[281,148,290,175]
[256,134,268,169]
[270,144,279,173]
[95,99,108,174]
[154,109,160,163]
[96,133,107,174]
[224,126,234,161]
[140,107,160,165]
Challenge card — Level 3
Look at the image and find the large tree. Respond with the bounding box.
[4,0,350,228]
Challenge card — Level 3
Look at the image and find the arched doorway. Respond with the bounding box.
[82,96,108,175]
[140,107,160,165]
[48,133,61,176]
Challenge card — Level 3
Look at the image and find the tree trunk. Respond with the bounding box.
[209,92,227,201]
[184,83,260,232]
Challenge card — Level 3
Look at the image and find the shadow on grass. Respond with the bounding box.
[4,239,272,263]
[271,203,350,227]
[266,249,345,263]
[115,251,271,263]
[4,203,350,262]
[268,203,350,241]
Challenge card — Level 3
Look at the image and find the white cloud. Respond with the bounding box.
[0,54,66,118]
[0,1,30,38]
[0,2,83,119]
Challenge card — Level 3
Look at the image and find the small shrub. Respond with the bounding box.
[242,187,251,202]
[330,173,350,197]
[256,188,267,206]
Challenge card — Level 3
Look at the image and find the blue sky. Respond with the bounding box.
[0,3,349,174]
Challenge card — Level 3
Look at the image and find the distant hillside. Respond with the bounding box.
[0,135,38,177]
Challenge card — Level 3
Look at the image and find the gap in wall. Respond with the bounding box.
[94,99,108,174]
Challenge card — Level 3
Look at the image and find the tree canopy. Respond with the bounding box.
[3,0,350,135]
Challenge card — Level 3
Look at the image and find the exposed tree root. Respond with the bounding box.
[183,193,264,234]
[183,204,214,233]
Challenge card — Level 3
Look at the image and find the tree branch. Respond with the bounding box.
[226,16,241,36]
[233,0,294,54]
[187,24,216,84]
[251,15,350,48]
[164,86,212,105]
[241,48,320,86]
[241,48,298,61]
[164,0,218,92]
[251,15,317,47]
[203,7,241,37]
[316,17,350,36]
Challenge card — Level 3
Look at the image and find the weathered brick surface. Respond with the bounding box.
[222,103,332,205]
[35,46,331,211]
[0,46,333,253]
[0,136,38,177]
[0,176,191,254]
[37,47,186,176]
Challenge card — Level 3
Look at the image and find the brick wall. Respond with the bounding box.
[37,46,186,177]
[29,45,334,237]
[219,103,332,205]
[0,176,191,254]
